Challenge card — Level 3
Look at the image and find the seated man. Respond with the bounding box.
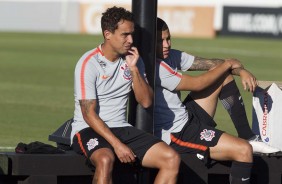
[154,17,279,154]
[70,8,180,184]
[154,18,255,184]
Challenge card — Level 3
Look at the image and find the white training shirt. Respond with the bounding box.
[71,45,146,142]
[154,49,195,144]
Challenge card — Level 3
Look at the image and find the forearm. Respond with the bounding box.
[87,116,121,146]
[130,66,153,108]
[177,61,231,91]
[189,56,224,71]
[191,57,246,76]
[196,62,232,89]
[80,100,121,146]
[231,67,245,76]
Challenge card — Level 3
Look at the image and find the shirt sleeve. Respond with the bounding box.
[180,51,195,71]
[157,59,182,91]
[136,57,148,82]
[74,54,98,100]
[169,49,195,71]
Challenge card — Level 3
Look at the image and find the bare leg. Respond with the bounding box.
[210,133,253,184]
[142,142,180,184]
[209,133,253,163]
[189,73,256,138]
[90,148,115,184]
[189,73,234,117]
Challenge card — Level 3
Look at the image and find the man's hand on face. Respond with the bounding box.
[125,47,139,69]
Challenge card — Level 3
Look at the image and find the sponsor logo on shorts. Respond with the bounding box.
[200,129,215,141]
[197,153,204,160]
[86,138,99,151]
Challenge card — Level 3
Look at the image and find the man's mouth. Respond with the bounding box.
[125,45,131,50]
[163,50,169,55]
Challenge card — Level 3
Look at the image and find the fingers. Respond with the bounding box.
[242,81,247,91]
[250,77,258,92]
[242,77,257,93]
[125,47,140,68]
[130,46,138,53]
[118,151,136,163]
[127,151,136,162]
[127,47,139,56]
[115,144,136,163]
[240,69,258,93]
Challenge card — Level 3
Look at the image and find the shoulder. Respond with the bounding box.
[82,47,101,62]
[78,47,103,66]
[169,49,194,58]
[156,58,174,72]
[75,47,102,74]
[170,49,182,54]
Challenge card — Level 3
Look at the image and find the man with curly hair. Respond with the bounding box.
[71,7,180,184]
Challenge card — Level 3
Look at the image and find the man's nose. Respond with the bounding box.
[163,40,169,47]
[127,35,133,43]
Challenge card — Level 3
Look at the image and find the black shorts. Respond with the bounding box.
[170,95,224,164]
[72,126,162,167]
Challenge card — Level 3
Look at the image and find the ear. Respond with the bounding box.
[104,30,112,40]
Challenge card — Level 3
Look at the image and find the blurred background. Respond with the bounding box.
[1,0,282,38]
[1,0,282,151]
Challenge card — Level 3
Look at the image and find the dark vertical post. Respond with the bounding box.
[130,1,158,183]
[131,0,157,133]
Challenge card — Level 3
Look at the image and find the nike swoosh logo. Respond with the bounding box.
[242,177,250,181]
[101,75,110,79]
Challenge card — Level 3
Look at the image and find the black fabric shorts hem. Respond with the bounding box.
[170,95,224,165]
[72,126,162,169]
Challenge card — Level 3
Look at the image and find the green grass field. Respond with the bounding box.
[0,32,282,151]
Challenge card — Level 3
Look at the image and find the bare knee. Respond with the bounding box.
[143,143,180,173]
[223,74,234,84]
[211,134,253,163]
[90,149,115,171]
[91,149,115,184]
[163,149,181,171]
[235,142,253,163]
[98,155,114,168]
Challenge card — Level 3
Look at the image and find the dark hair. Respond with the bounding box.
[101,6,134,33]
[157,17,169,32]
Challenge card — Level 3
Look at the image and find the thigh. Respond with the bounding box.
[209,133,250,162]
[112,127,162,163]
[187,74,234,117]
[170,114,223,164]
[141,141,178,168]
[72,127,113,159]
[184,96,218,127]
[188,87,222,117]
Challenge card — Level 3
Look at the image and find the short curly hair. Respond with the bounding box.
[101,6,134,34]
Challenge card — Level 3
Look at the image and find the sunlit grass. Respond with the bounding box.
[0,32,282,147]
